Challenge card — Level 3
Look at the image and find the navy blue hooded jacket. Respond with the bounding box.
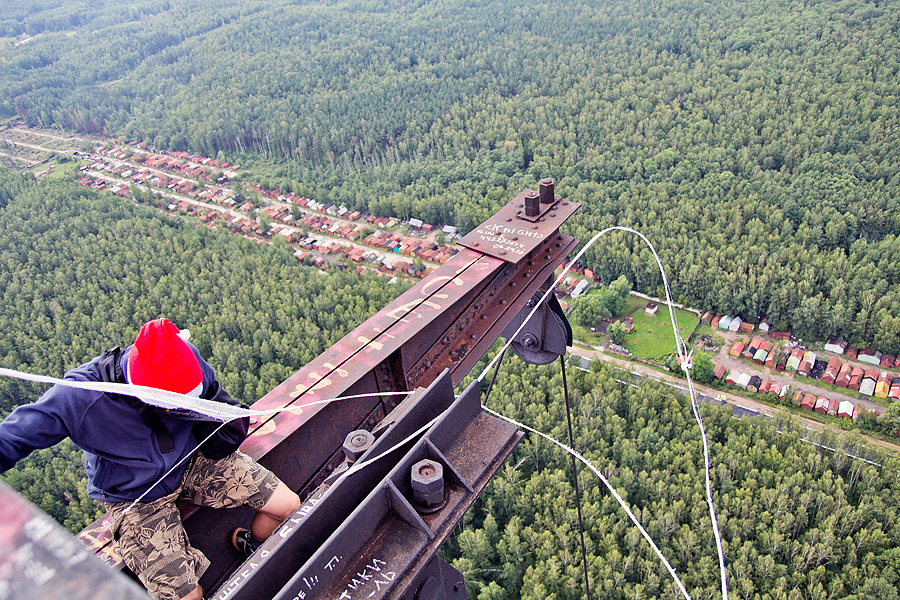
[0,344,216,502]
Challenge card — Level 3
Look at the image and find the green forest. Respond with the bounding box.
[0,170,402,529]
[2,0,900,597]
[1,173,897,599]
[449,358,900,600]
[3,0,900,348]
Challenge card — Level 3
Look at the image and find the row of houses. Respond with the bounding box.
[79,147,466,279]
[730,337,900,400]
[114,142,236,170]
[292,236,422,276]
[95,144,467,270]
[706,314,767,334]
[98,146,233,183]
[729,339,781,368]
[79,158,448,266]
[718,369,860,419]
[81,159,239,207]
[75,176,131,198]
[823,358,900,399]
[359,230,459,264]
[824,340,900,368]
[704,311,899,369]
[72,171,426,280]
[271,191,383,225]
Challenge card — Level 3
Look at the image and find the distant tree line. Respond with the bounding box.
[2,0,898,347]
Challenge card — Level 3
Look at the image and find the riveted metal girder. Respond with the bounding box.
[69,187,580,597]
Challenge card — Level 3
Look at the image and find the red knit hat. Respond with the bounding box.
[127,318,202,393]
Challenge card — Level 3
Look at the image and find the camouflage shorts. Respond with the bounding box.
[102,451,280,600]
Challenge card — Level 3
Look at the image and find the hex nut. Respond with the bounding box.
[342,429,374,462]
[410,459,444,507]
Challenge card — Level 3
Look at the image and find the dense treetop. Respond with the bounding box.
[3,0,899,346]
[448,357,900,600]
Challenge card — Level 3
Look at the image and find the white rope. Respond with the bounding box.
[0,365,416,513]
[483,405,692,600]
[0,366,409,421]
[478,226,728,600]
[1,227,727,600]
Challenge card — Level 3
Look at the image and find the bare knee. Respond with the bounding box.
[259,481,301,521]
[179,585,203,600]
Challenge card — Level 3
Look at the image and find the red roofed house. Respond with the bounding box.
[800,393,816,410]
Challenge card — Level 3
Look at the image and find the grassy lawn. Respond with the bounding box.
[624,294,646,312]
[570,321,602,346]
[623,303,700,361]
[570,292,702,359]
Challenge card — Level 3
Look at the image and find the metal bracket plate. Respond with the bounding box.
[210,372,522,600]
[458,191,580,263]
[0,482,149,600]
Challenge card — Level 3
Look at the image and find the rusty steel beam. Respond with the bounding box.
[72,186,580,595]
[211,372,521,600]
[0,482,149,600]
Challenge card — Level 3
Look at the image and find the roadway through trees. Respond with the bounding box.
[568,345,900,455]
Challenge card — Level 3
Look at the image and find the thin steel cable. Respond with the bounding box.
[123,419,229,514]
[477,225,728,600]
[560,354,592,600]
[2,227,727,599]
[482,347,507,406]
[482,405,692,600]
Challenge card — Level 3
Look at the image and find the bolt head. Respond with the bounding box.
[411,459,445,506]
[343,429,374,461]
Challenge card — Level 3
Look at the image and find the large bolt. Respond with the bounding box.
[343,429,374,461]
[410,459,444,507]
[539,178,555,204]
[524,190,540,217]
[522,333,539,348]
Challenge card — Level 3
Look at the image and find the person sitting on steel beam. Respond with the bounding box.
[0,318,301,600]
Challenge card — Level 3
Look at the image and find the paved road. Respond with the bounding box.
[568,345,900,455]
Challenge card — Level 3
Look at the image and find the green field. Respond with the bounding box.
[622,301,700,360]
[569,293,702,361]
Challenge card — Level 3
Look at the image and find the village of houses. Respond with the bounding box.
[54,133,595,293]
[3,124,897,438]
[73,143,462,279]
[698,312,897,426]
